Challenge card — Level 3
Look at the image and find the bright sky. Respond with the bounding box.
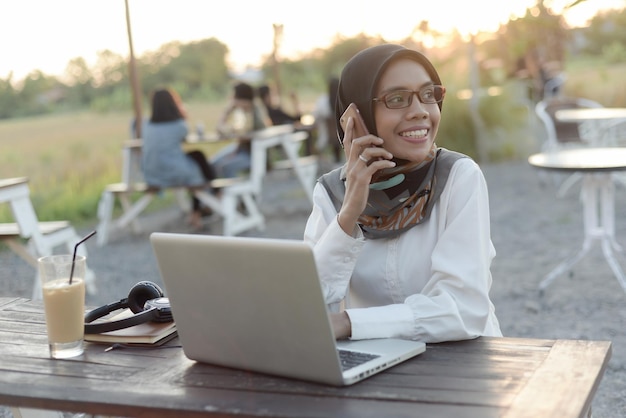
[2,0,624,81]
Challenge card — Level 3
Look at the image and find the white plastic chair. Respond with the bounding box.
[535,97,604,196]
[0,177,96,299]
[535,97,604,151]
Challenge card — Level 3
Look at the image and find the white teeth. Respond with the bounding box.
[400,129,427,138]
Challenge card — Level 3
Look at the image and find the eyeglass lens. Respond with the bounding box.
[381,86,444,109]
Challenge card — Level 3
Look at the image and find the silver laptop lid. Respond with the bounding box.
[150,232,346,385]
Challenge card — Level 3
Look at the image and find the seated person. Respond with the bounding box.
[212,82,267,178]
[258,84,314,155]
[142,88,217,229]
[305,44,501,342]
[258,84,302,126]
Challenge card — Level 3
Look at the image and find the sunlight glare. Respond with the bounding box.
[1,0,625,81]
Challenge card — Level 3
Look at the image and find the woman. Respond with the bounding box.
[142,88,216,229]
[304,44,501,343]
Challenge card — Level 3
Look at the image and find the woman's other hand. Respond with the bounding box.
[330,311,352,340]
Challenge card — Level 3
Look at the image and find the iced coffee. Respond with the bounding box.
[39,255,86,358]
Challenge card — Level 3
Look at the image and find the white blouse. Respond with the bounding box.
[304,157,502,343]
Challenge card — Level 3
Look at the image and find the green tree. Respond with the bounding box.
[64,57,96,106]
[139,38,230,100]
[91,50,126,94]
[0,75,18,119]
[480,1,568,102]
[317,34,379,79]
[583,8,626,58]
[253,34,380,102]
[18,70,63,116]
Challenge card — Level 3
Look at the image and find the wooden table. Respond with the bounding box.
[0,297,612,418]
[529,148,626,293]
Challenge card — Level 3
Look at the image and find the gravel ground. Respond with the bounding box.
[1,160,626,417]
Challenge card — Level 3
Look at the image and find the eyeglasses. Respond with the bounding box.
[373,85,446,109]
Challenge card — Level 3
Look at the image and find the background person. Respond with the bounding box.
[304,44,501,343]
[257,84,302,126]
[141,88,217,230]
[258,84,315,155]
[212,82,267,178]
[312,77,342,164]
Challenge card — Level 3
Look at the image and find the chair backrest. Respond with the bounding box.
[0,178,42,241]
[535,97,603,150]
[543,72,567,100]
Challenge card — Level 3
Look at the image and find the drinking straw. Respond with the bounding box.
[69,230,97,285]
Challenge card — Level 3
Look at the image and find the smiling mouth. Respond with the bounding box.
[400,129,428,139]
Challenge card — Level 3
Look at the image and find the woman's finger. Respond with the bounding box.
[358,144,393,165]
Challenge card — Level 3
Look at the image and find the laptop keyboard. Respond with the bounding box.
[338,349,380,371]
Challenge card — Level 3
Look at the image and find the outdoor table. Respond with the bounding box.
[555,107,626,146]
[528,147,626,293]
[0,297,611,418]
[555,107,626,122]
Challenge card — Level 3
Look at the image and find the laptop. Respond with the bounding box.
[150,232,425,386]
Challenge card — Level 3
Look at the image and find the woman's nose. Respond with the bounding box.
[407,95,429,119]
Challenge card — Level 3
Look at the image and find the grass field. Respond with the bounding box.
[0,101,232,226]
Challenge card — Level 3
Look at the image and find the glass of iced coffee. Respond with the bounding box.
[38,254,86,359]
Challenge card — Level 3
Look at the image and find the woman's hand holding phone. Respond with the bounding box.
[336,104,395,235]
[339,103,393,183]
[339,103,370,143]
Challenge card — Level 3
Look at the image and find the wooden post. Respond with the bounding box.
[468,34,487,163]
[125,0,143,139]
[271,23,283,102]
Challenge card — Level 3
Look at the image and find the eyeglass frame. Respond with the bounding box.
[372,85,446,109]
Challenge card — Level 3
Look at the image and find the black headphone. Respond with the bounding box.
[84,281,173,334]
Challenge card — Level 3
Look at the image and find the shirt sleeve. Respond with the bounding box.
[304,183,364,312]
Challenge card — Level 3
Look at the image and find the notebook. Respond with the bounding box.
[150,232,426,386]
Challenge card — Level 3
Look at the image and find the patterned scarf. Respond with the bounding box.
[357,143,437,238]
[320,146,465,239]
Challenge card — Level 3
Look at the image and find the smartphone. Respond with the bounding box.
[339,103,369,144]
[339,103,391,184]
